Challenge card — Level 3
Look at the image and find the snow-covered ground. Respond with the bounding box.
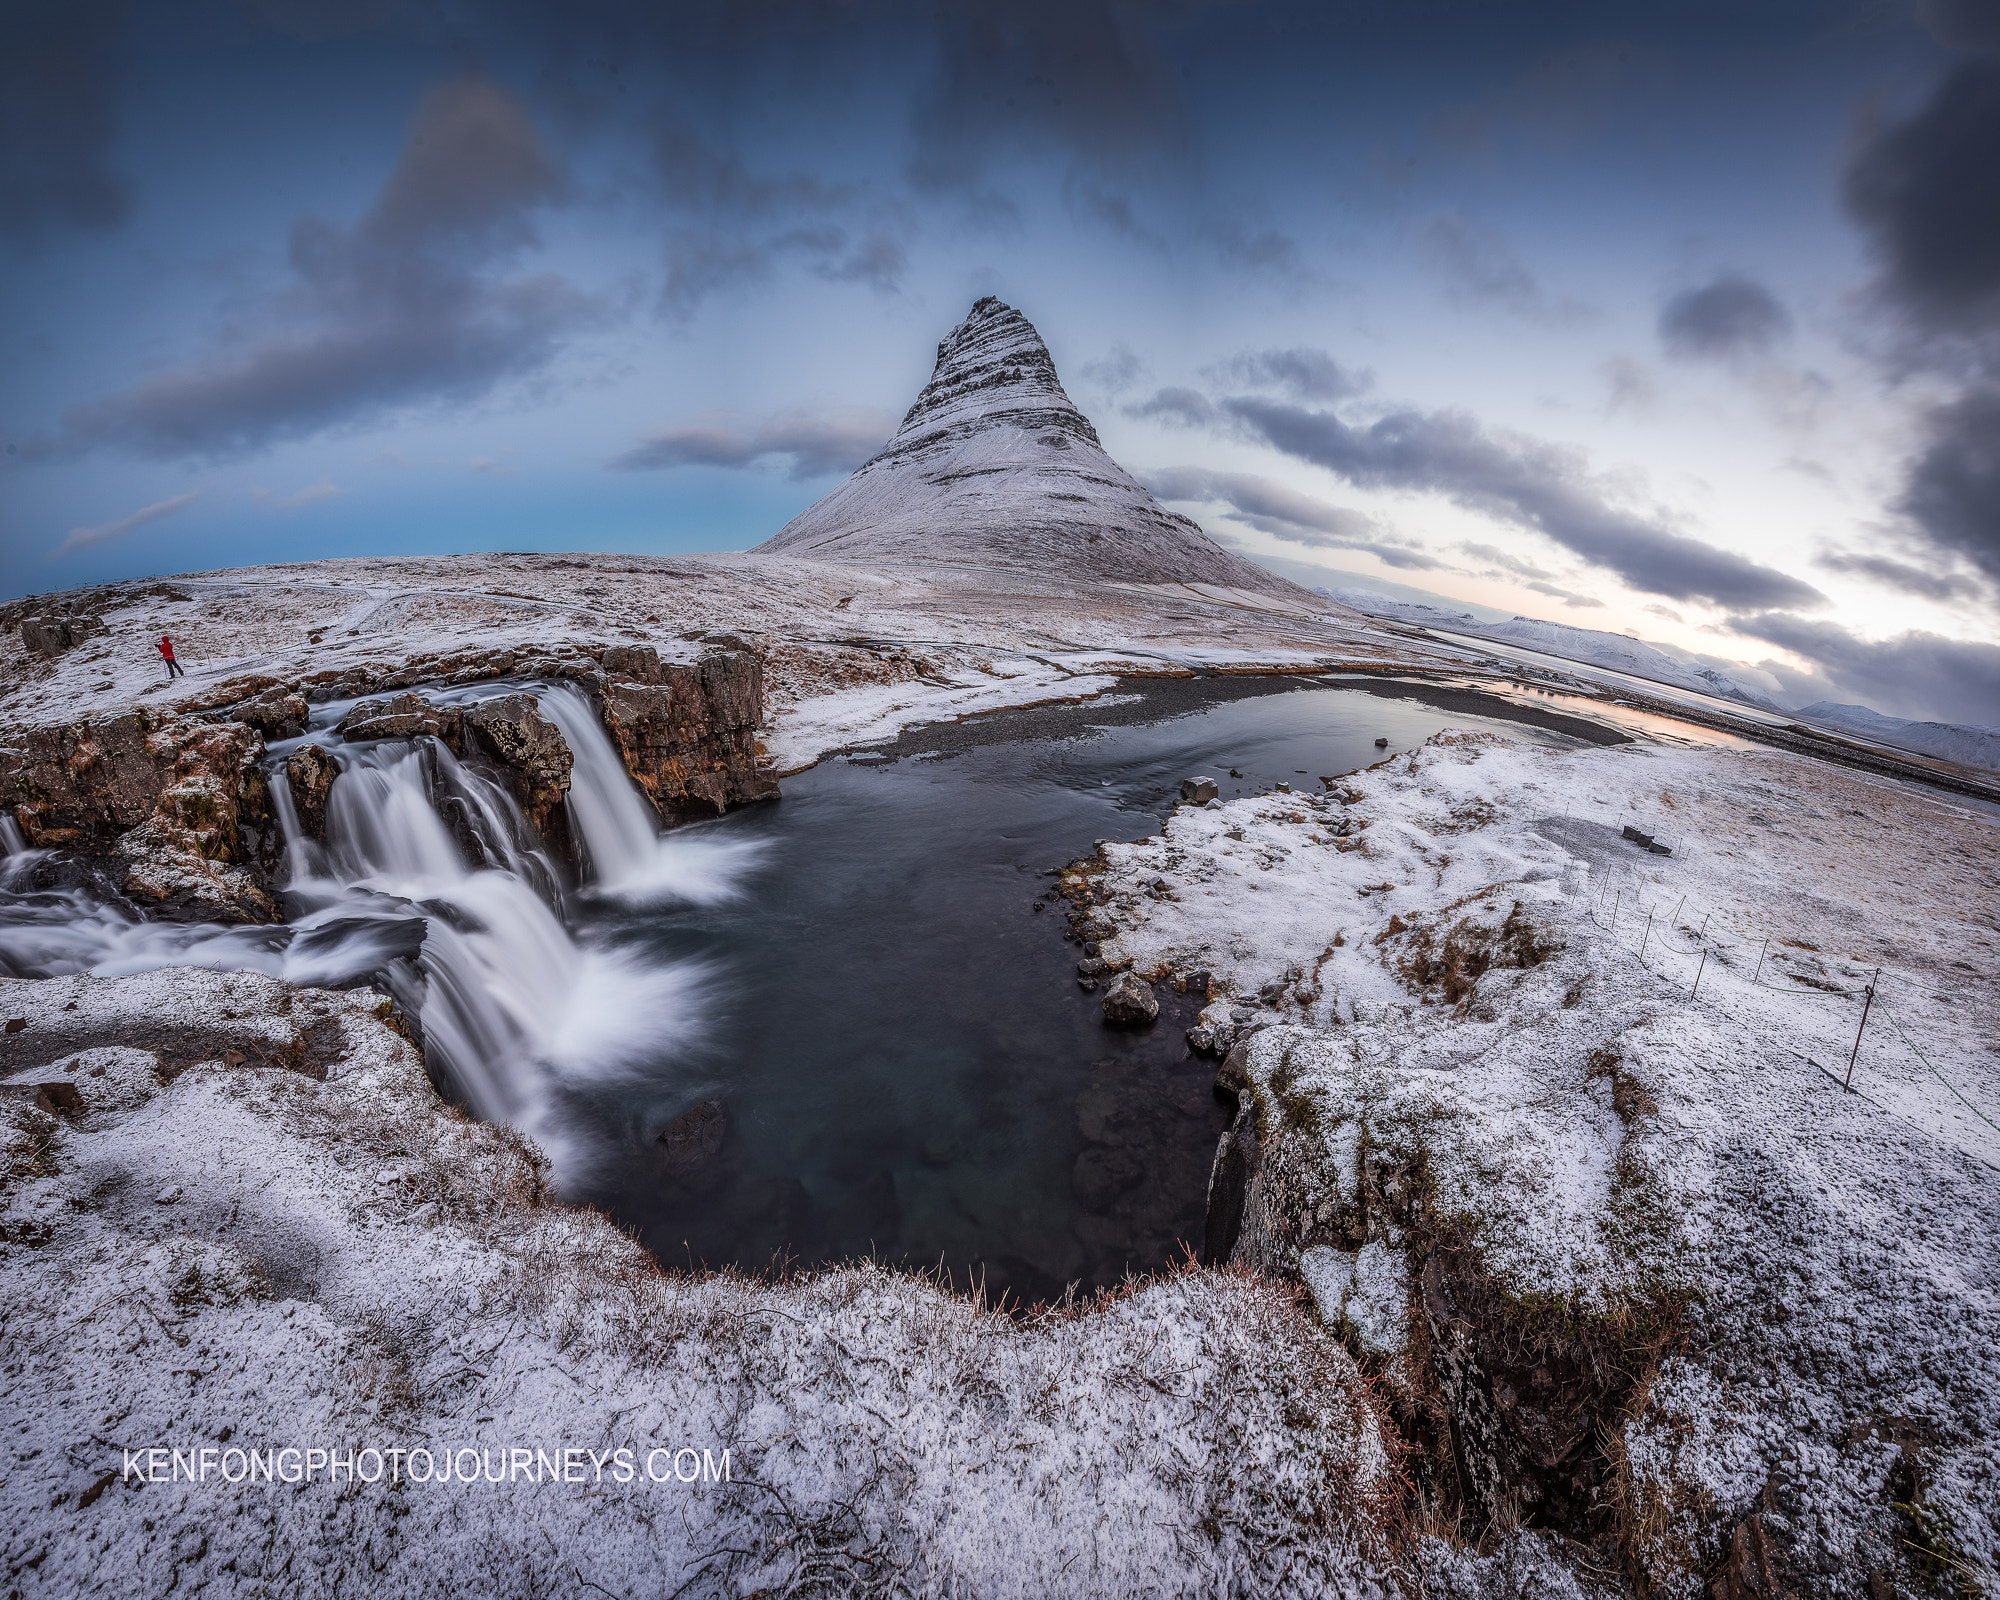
[1,968,1404,1598]
[8,545,1998,1594]
[0,552,1459,769]
[1080,731,2000,1594]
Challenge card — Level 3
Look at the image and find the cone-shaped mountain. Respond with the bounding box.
[754,298,1306,595]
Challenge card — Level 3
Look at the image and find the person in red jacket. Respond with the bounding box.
[157,634,185,679]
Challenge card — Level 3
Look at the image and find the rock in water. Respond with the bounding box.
[1101,971,1160,1027]
[465,693,574,841]
[285,743,338,842]
[753,297,1312,596]
[337,693,460,744]
[656,1098,726,1177]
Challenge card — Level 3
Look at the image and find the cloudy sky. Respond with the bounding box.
[3,0,1997,722]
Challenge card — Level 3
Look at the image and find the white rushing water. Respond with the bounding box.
[0,682,764,1173]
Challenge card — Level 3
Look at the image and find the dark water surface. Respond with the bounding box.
[568,677,1594,1305]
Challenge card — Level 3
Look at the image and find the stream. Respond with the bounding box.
[0,674,1602,1304]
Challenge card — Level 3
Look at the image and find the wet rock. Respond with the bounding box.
[1202,1098,1260,1265]
[337,693,462,744]
[284,743,338,842]
[1215,1041,1252,1100]
[1173,968,1210,997]
[1186,1024,1217,1055]
[1077,956,1108,977]
[1100,972,1159,1026]
[1077,977,1097,992]
[1179,775,1218,804]
[234,686,309,740]
[465,694,574,843]
[117,815,278,924]
[656,1099,726,1179]
[0,713,281,915]
[596,648,779,824]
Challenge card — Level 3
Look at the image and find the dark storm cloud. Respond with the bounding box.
[651,119,909,316]
[1892,387,2000,584]
[906,1,1197,195]
[1658,274,1792,360]
[0,1,131,244]
[1916,0,2000,50]
[66,76,592,458]
[1124,387,1216,427]
[1816,549,1986,602]
[1731,611,2000,726]
[1145,466,1444,569]
[1843,44,2000,593]
[1204,348,1370,401]
[1222,395,1828,611]
[612,408,894,479]
[1845,55,2000,334]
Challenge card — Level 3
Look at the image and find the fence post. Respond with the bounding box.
[1753,937,1769,984]
[1843,968,1880,1089]
[1672,894,1686,928]
[1640,909,1653,959]
[1610,890,1621,932]
[1691,948,1708,999]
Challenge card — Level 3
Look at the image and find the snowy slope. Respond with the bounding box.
[1796,700,2000,774]
[1324,587,1785,712]
[756,298,1308,596]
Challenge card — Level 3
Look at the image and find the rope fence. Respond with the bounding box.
[1562,838,1998,1141]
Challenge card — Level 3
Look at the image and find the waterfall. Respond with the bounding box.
[0,812,26,858]
[534,685,766,903]
[0,682,767,1176]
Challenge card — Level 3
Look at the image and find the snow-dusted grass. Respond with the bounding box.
[1080,731,2000,1594]
[0,551,1461,773]
[0,967,1406,1597]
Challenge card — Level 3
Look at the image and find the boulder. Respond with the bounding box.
[464,694,574,844]
[284,743,339,842]
[1179,776,1219,804]
[1100,971,1159,1027]
[0,713,281,895]
[656,1098,726,1177]
[596,649,779,823]
[235,686,309,740]
[337,693,461,744]
[20,614,105,656]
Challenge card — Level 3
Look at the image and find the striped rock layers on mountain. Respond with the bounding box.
[754,297,1307,596]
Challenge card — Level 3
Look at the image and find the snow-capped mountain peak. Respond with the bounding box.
[754,298,1307,595]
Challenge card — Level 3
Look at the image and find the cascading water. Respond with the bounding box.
[0,681,764,1178]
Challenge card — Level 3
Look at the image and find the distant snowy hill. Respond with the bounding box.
[756,298,1305,596]
[1794,702,2000,774]
[1322,587,1786,713]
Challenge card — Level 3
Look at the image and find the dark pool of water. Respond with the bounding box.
[563,677,1592,1305]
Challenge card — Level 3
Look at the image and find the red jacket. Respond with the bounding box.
[158,636,176,660]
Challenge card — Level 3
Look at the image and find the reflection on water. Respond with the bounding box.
[573,680,1588,1304]
[1,674,1604,1307]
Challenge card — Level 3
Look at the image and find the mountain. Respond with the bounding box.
[1322,587,1786,713]
[1794,702,2000,774]
[754,298,1309,596]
